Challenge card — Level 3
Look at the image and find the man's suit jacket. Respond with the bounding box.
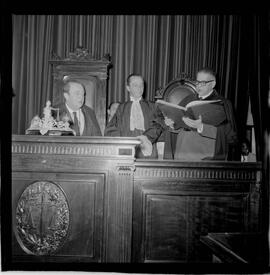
[55,103,102,136]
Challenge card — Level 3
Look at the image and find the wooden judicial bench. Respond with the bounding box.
[11,135,263,264]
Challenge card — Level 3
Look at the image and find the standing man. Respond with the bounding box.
[55,80,102,136]
[104,74,158,158]
[141,67,238,160]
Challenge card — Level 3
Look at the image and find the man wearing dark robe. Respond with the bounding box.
[104,74,158,158]
[141,68,238,160]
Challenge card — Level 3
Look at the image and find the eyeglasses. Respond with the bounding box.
[194,80,215,86]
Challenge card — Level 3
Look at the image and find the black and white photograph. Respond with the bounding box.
[1,8,270,274]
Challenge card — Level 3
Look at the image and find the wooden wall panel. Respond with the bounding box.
[11,135,140,264]
[132,161,262,263]
[12,172,105,262]
[144,195,188,261]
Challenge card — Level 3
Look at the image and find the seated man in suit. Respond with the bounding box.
[104,73,158,158]
[139,67,238,160]
[54,80,102,136]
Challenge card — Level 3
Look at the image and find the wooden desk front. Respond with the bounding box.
[12,135,140,263]
[132,160,262,263]
[11,135,262,265]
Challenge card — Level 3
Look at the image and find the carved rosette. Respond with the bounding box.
[116,165,135,176]
[15,181,70,255]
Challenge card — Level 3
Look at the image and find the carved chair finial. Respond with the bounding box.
[66,47,93,61]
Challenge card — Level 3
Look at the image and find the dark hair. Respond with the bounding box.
[126,74,144,86]
[241,138,251,152]
[197,67,216,80]
[63,80,86,95]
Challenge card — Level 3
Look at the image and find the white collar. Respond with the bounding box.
[199,89,214,99]
[130,96,142,102]
[65,103,81,115]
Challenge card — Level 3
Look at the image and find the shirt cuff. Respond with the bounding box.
[197,123,204,133]
[137,135,152,156]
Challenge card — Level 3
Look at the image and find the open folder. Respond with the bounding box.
[156,99,224,129]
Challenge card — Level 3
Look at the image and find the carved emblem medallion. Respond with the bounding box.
[15,181,70,255]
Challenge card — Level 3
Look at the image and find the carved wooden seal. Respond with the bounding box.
[15,181,70,255]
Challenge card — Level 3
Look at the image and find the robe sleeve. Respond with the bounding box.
[143,105,167,143]
[88,107,102,136]
[104,106,122,136]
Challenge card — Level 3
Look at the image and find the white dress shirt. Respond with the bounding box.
[65,104,85,135]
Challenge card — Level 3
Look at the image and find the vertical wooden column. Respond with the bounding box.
[104,164,135,262]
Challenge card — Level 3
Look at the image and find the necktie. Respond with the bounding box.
[130,97,145,131]
[73,112,80,136]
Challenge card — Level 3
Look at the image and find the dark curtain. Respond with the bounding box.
[246,15,269,162]
[12,15,55,134]
[11,14,268,160]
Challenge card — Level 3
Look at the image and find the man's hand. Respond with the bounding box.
[137,135,152,156]
[182,115,203,132]
[164,116,175,129]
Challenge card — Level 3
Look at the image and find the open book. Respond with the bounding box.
[156,99,224,129]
